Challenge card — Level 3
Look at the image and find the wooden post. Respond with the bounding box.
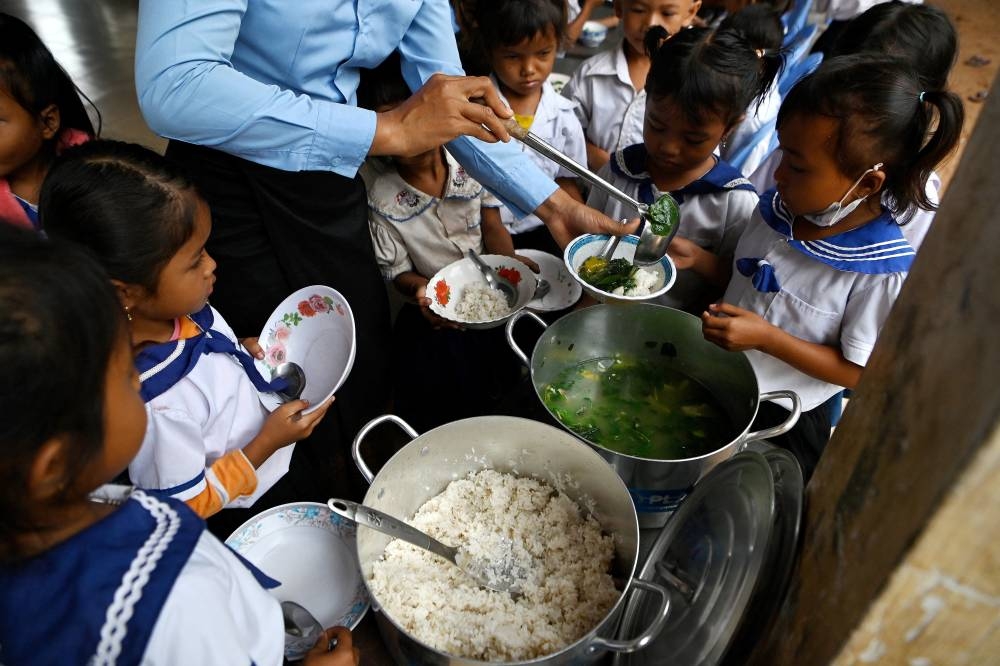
[749,73,1000,664]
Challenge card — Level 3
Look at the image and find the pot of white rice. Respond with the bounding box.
[350,415,671,665]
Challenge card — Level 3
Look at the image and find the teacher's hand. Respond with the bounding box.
[534,189,641,249]
[370,73,512,157]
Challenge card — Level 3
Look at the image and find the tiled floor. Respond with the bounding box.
[0,0,163,150]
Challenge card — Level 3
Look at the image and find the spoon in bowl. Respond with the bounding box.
[466,249,518,308]
[281,600,334,658]
[328,498,526,599]
[274,361,306,403]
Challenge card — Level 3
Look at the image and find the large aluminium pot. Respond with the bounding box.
[506,304,801,528]
[350,414,671,666]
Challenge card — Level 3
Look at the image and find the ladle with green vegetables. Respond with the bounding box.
[483,104,680,264]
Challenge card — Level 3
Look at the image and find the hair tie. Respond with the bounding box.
[755,48,765,59]
[918,91,927,103]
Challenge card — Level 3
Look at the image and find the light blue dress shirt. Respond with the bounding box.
[134,0,556,218]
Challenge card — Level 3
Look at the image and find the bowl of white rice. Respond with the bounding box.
[427,254,536,329]
[564,234,676,304]
[349,414,671,665]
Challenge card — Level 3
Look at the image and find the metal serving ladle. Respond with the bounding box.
[328,499,526,598]
[489,112,677,265]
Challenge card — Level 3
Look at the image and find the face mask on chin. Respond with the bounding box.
[802,162,884,227]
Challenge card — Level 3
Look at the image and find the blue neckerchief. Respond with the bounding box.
[13,195,39,229]
[0,491,277,666]
[134,305,288,402]
[758,189,916,274]
[609,143,756,205]
[737,257,782,292]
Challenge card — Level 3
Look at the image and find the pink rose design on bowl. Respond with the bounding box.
[335,303,345,316]
[308,294,331,313]
[266,342,287,366]
[273,323,292,343]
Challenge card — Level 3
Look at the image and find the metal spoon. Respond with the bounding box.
[534,278,551,300]
[328,498,526,598]
[274,361,306,402]
[281,600,334,658]
[466,249,518,307]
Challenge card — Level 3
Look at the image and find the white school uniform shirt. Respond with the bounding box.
[725,189,915,411]
[587,144,759,312]
[749,155,940,252]
[366,149,501,280]
[132,305,293,509]
[493,76,587,234]
[0,489,283,665]
[562,43,646,155]
[721,81,781,178]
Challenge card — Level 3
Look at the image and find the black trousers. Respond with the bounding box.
[165,142,393,537]
[751,396,833,482]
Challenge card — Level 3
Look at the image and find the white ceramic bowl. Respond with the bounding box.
[580,20,609,48]
[226,502,369,661]
[518,248,582,312]
[564,234,677,304]
[255,285,356,414]
[427,254,535,330]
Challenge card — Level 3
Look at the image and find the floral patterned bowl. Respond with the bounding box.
[255,285,356,414]
[564,234,677,304]
[226,502,369,660]
[426,254,535,330]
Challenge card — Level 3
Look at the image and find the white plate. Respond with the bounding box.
[226,502,369,635]
[255,285,356,414]
[518,249,582,312]
[427,255,535,330]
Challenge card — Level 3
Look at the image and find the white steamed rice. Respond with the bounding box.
[454,284,511,321]
[612,266,660,297]
[368,469,619,662]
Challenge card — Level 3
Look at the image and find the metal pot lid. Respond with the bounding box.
[720,447,805,665]
[614,451,776,666]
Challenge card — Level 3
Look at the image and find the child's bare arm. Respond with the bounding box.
[563,0,605,48]
[586,141,610,171]
[701,303,864,388]
[242,395,334,467]
[556,177,584,203]
[668,238,732,287]
[480,206,515,257]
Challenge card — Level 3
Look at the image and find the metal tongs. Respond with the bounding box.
[487,109,676,265]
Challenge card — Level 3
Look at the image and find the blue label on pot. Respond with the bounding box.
[630,487,690,513]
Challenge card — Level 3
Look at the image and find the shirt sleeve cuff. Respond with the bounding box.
[312,103,378,178]
[448,136,558,219]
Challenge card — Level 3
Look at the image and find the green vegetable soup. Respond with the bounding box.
[541,356,734,460]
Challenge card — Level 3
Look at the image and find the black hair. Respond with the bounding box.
[0,224,125,563]
[718,4,784,53]
[475,0,566,51]
[39,140,199,292]
[644,25,782,127]
[830,1,957,91]
[357,51,410,111]
[778,55,963,215]
[0,13,98,140]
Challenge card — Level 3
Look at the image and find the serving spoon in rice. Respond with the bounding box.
[329,498,526,599]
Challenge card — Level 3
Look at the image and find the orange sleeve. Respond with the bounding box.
[184,450,258,518]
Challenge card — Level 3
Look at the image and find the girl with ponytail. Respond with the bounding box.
[586,23,781,313]
[674,55,964,477]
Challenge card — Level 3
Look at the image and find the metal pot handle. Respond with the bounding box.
[505,309,548,367]
[351,414,420,484]
[585,578,671,655]
[740,390,802,448]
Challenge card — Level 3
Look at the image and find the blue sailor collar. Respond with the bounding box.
[0,491,278,666]
[367,150,485,223]
[758,189,915,275]
[609,144,755,205]
[134,305,287,402]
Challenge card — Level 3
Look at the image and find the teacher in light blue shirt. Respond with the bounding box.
[134,0,627,523]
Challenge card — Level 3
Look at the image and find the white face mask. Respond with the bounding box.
[802,163,884,227]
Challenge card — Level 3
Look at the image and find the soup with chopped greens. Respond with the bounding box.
[541,355,734,459]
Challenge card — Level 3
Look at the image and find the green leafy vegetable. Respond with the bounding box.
[647,194,680,237]
[579,257,639,292]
